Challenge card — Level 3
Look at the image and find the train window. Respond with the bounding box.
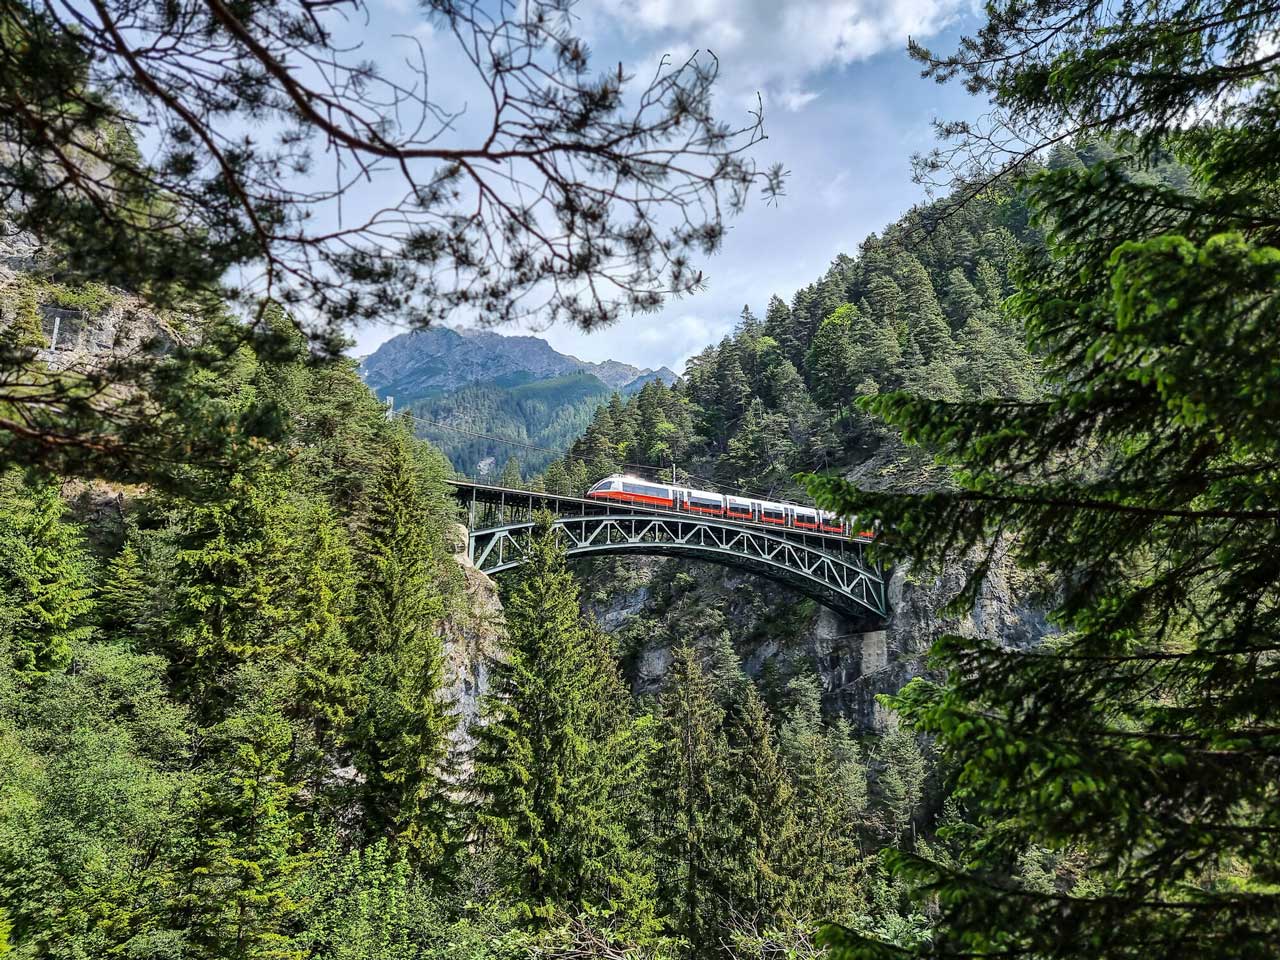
[762,507,785,520]
[689,495,721,508]
[622,482,668,497]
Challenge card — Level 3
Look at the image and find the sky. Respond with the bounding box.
[348,0,989,373]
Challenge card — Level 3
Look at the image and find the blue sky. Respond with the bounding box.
[350,0,988,372]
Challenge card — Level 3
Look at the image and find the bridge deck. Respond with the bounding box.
[449,480,887,622]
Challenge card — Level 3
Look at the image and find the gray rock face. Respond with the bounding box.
[0,220,40,271]
[836,546,1055,729]
[444,524,505,755]
[0,234,184,371]
[582,547,1052,732]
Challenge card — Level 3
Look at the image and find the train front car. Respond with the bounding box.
[585,475,675,508]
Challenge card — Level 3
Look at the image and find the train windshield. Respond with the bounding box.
[587,477,621,494]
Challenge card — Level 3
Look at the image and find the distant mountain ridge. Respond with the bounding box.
[358,326,677,479]
[359,326,675,400]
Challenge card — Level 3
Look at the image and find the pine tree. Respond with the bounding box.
[941,268,984,328]
[606,393,637,461]
[711,342,752,449]
[764,293,804,369]
[575,421,619,482]
[807,306,861,413]
[95,539,152,645]
[726,398,794,487]
[160,470,295,722]
[895,257,954,365]
[170,691,308,960]
[286,501,359,809]
[650,642,733,954]
[499,456,523,489]
[470,514,639,922]
[778,677,866,923]
[874,721,927,842]
[973,257,1005,310]
[1046,141,1085,171]
[352,434,458,865]
[862,275,905,339]
[956,311,1037,399]
[0,472,93,676]
[723,685,796,924]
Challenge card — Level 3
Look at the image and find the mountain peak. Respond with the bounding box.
[359,326,674,397]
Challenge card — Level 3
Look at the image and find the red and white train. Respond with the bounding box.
[584,474,872,539]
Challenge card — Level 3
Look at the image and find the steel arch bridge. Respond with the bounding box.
[450,481,888,623]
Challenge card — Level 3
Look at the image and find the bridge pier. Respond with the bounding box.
[860,629,888,675]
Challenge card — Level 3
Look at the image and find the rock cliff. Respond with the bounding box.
[445,523,504,753]
[577,436,1057,732]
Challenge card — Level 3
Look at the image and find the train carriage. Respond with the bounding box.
[584,474,867,540]
[682,486,726,517]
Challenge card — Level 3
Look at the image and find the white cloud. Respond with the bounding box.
[780,88,821,112]
[534,311,720,373]
[601,0,966,108]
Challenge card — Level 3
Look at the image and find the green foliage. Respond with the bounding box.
[171,674,308,959]
[0,472,93,676]
[0,641,188,957]
[806,2,1280,955]
[409,373,619,478]
[95,539,152,644]
[470,514,648,927]
[352,433,461,866]
[293,833,443,960]
[649,642,734,954]
[777,678,867,922]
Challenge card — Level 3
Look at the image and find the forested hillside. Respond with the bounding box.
[543,176,1040,500]
[405,372,617,478]
[360,328,675,477]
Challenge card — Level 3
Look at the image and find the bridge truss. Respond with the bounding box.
[451,481,887,623]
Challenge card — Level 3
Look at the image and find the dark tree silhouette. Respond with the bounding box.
[1,0,780,332]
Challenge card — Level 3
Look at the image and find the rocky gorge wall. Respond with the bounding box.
[576,434,1057,732]
[577,547,1053,732]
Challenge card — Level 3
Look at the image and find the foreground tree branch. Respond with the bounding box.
[1,0,782,335]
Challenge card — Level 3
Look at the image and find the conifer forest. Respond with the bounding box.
[4,0,1280,958]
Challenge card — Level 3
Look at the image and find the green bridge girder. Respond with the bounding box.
[450,481,888,623]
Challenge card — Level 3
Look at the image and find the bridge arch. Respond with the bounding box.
[454,482,888,623]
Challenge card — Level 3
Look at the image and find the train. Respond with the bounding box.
[584,474,871,539]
